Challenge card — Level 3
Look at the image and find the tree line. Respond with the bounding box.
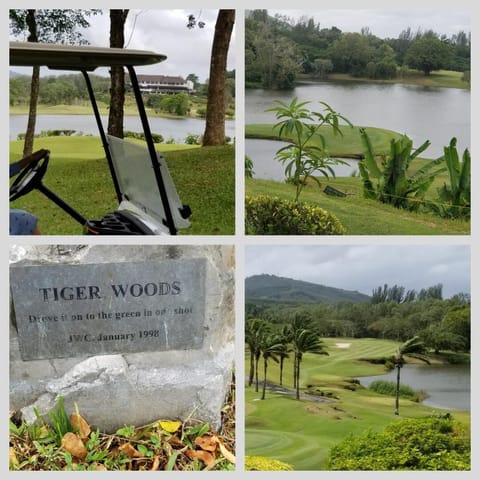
[246,10,471,88]
[10,71,235,118]
[246,283,470,354]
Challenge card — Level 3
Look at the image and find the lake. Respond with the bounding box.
[10,114,235,144]
[246,81,470,180]
[359,364,470,411]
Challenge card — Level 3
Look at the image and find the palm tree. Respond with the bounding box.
[245,318,268,390]
[292,329,329,400]
[286,313,313,389]
[259,334,284,400]
[394,336,430,415]
[276,325,292,386]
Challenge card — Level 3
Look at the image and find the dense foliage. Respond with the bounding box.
[245,195,346,235]
[358,129,471,220]
[245,10,470,87]
[326,416,470,470]
[246,284,470,353]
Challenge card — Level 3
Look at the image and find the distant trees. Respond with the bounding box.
[245,11,471,87]
[246,285,470,352]
[404,35,453,75]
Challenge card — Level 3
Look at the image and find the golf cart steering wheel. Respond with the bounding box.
[10,150,50,202]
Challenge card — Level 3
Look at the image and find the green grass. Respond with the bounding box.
[246,178,469,235]
[10,136,234,235]
[245,338,470,470]
[245,124,470,234]
[246,124,403,158]
[313,69,469,90]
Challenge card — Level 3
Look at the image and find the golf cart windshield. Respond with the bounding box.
[10,41,191,235]
[108,135,190,230]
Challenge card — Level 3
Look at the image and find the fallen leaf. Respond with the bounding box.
[61,432,87,459]
[151,455,160,471]
[70,413,91,441]
[9,447,19,468]
[158,420,181,433]
[186,449,215,469]
[119,442,143,459]
[218,441,236,464]
[93,463,107,471]
[195,434,218,452]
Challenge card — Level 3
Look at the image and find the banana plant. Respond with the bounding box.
[359,128,446,211]
[436,138,470,219]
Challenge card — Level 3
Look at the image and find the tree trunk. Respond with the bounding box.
[202,10,235,146]
[394,363,401,415]
[23,10,38,157]
[261,358,267,400]
[255,354,260,392]
[108,10,129,138]
[279,358,284,386]
[248,348,255,386]
[296,354,301,400]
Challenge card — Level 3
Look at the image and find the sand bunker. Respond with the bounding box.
[335,343,351,348]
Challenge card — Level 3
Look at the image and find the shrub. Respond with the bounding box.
[245,195,346,235]
[245,155,254,178]
[326,416,470,470]
[245,456,293,471]
[368,380,420,402]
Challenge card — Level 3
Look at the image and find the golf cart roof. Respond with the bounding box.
[10,41,166,71]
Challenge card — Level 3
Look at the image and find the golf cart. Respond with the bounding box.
[9,41,191,235]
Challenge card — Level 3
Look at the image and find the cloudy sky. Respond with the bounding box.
[245,245,470,298]
[267,8,470,39]
[10,9,235,82]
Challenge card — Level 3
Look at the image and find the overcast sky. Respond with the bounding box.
[10,9,235,82]
[245,245,470,298]
[267,9,470,39]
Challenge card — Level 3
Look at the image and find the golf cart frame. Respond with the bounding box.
[9,41,191,235]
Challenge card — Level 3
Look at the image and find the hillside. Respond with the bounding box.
[245,274,370,304]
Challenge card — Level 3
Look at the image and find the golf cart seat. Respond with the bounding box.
[85,135,191,235]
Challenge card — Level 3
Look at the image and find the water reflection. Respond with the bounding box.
[246,82,470,159]
[246,138,359,181]
[359,364,470,411]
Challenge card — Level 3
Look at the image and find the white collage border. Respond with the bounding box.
[2,0,477,478]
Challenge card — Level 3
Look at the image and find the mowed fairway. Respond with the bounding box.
[10,136,235,235]
[245,338,470,470]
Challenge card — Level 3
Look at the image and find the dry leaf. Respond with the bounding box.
[158,420,181,433]
[151,455,160,471]
[93,463,107,471]
[70,412,91,441]
[186,449,215,469]
[218,441,236,464]
[61,432,87,459]
[9,447,19,468]
[119,442,143,459]
[195,434,218,452]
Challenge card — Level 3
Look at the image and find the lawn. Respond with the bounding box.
[245,338,470,470]
[316,69,469,90]
[245,124,470,235]
[246,178,469,235]
[9,136,235,235]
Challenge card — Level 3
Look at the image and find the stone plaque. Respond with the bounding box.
[10,259,206,360]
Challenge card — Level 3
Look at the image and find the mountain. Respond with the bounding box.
[245,274,370,304]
